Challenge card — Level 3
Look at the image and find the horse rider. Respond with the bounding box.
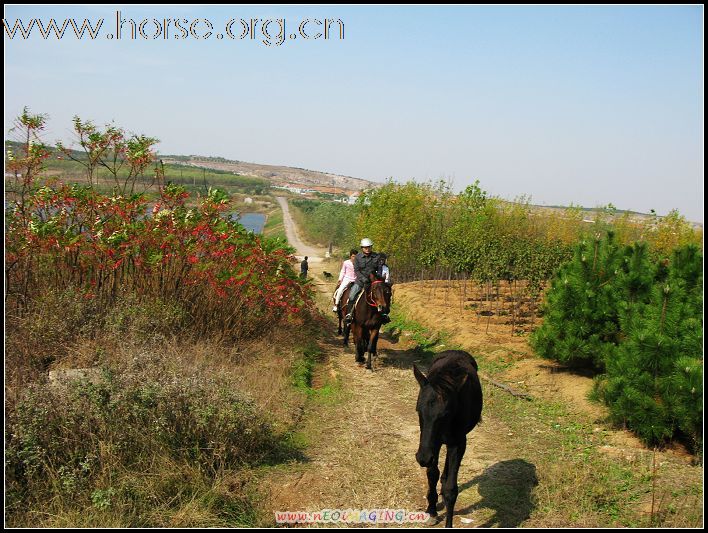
[333,248,359,313]
[344,237,381,325]
[377,253,391,284]
[377,252,392,324]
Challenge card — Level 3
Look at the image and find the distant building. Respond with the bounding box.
[273,183,305,194]
[348,192,361,205]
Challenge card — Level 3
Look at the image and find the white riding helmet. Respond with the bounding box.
[360,238,373,248]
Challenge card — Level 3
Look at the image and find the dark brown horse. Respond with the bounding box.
[413,350,483,528]
[340,273,391,370]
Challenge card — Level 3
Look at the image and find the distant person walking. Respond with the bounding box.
[300,256,309,280]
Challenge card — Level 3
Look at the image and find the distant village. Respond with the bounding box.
[271,183,362,204]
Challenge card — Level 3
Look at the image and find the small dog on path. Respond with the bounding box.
[323,271,333,279]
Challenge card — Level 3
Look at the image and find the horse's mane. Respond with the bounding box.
[427,367,468,397]
[427,352,477,397]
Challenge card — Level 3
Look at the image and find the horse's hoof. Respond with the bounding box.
[424,514,439,526]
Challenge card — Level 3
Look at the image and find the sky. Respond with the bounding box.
[4,5,704,222]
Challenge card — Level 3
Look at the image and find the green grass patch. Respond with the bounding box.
[291,344,319,393]
[263,204,285,239]
[477,375,702,527]
[290,343,343,404]
[383,303,458,359]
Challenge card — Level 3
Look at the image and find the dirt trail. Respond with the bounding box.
[265,329,509,527]
[263,200,505,528]
[275,197,325,263]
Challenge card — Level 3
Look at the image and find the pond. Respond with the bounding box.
[232,212,266,234]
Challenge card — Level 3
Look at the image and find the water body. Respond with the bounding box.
[5,200,267,235]
[233,212,266,234]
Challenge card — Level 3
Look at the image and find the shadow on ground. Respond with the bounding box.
[455,458,538,527]
[376,347,436,371]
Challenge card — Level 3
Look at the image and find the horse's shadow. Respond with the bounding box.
[324,325,433,368]
[382,326,402,344]
[454,458,538,528]
[371,329,436,370]
[375,347,436,370]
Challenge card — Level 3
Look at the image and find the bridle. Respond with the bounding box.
[366,280,387,308]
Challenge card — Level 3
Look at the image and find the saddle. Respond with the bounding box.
[340,283,366,317]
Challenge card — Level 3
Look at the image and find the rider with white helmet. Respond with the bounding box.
[344,238,382,324]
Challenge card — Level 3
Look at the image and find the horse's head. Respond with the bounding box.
[413,364,468,468]
[369,273,391,314]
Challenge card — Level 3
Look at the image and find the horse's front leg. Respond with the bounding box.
[354,324,366,363]
[370,326,380,357]
[441,438,466,528]
[367,327,380,370]
[425,445,442,517]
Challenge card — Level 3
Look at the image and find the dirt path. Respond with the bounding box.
[275,197,325,263]
[265,328,512,527]
[262,199,507,528]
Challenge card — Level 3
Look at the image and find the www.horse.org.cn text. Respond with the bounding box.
[3,11,345,46]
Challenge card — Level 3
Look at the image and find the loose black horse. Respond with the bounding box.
[339,273,391,370]
[413,350,483,528]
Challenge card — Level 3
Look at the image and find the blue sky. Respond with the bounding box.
[4,5,704,221]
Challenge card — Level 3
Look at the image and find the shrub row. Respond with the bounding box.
[531,233,702,451]
[5,182,314,341]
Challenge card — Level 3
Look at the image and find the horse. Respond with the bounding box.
[413,350,483,528]
[334,281,361,336]
[340,273,391,370]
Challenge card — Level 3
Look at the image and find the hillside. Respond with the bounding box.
[161,154,380,194]
[5,140,700,228]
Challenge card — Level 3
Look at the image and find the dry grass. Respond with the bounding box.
[4,287,322,527]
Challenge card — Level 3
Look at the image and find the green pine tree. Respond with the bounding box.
[531,231,632,370]
[597,245,703,450]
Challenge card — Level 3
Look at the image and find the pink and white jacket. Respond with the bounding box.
[338,259,357,284]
